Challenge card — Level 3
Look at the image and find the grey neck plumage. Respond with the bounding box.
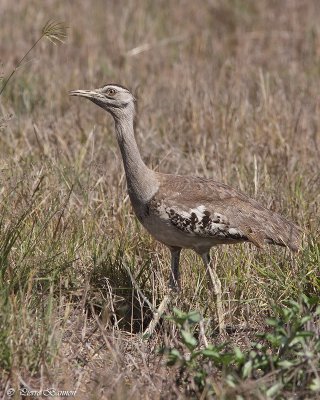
[113,104,158,203]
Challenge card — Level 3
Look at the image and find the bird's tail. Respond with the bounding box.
[265,213,302,252]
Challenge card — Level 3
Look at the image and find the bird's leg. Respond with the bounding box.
[201,252,225,334]
[169,247,181,291]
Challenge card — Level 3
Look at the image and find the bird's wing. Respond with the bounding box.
[152,173,301,251]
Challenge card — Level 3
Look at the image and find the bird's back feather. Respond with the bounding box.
[151,173,301,252]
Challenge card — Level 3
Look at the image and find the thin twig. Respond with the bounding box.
[124,262,173,338]
[125,34,187,57]
[143,294,172,338]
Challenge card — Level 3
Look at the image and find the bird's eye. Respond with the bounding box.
[106,88,116,96]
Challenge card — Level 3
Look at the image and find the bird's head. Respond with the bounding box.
[70,84,135,120]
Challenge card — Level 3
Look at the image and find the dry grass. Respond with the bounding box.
[0,0,319,398]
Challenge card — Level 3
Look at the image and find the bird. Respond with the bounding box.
[70,83,302,332]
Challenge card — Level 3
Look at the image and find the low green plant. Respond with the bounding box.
[163,295,320,399]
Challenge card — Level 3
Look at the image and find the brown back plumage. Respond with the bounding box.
[155,173,302,252]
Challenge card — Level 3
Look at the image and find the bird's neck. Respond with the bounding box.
[114,112,158,202]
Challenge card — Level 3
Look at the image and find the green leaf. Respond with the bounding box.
[167,348,182,366]
[277,360,294,369]
[201,348,221,362]
[171,308,189,326]
[310,377,320,392]
[296,330,314,338]
[226,374,237,388]
[266,382,283,397]
[254,343,263,350]
[181,330,197,350]
[242,360,252,378]
[266,318,279,327]
[221,353,235,365]
[300,315,312,325]
[187,311,201,324]
[234,346,245,363]
[289,336,305,347]
[194,371,207,389]
[287,299,300,310]
[172,308,187,319]
[249,350,257,358]
[265,333,281,347]
[305,295,320,306]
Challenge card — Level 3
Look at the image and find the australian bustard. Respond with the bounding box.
[70,84,301,333]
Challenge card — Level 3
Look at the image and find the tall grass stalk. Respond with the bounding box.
[0,20,67,96]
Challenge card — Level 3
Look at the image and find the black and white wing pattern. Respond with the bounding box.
[149,173,301,251]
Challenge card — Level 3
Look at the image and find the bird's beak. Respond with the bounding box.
[69,89,95,98]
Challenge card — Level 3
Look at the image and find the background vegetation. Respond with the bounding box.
[0,0,319,398]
